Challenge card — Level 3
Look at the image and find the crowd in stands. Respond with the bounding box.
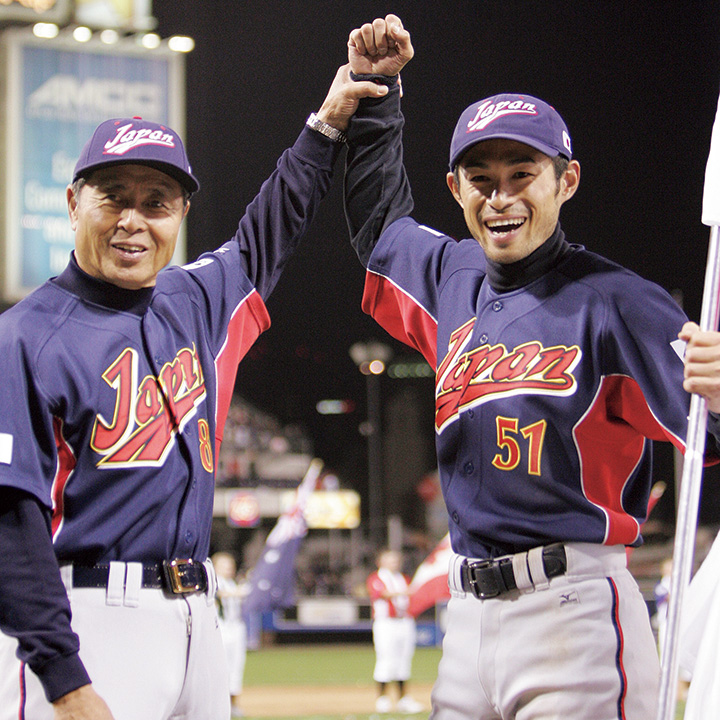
[216,396,313,487]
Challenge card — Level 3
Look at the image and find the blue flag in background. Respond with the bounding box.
[243,459,323,614]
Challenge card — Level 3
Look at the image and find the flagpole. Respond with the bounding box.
[242,458,324,615]
[656,87,720,720]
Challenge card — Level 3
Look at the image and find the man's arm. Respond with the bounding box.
[234,63,389,300]
[0,489,114,719]
[343,15,415,266]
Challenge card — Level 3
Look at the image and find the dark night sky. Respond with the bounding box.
[150,1,720,521]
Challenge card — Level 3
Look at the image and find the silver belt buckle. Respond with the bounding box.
[163,558,203,594]
[465,559,502,599]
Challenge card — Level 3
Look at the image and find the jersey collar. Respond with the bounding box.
[485,223,573,293]
[52,252,154,316]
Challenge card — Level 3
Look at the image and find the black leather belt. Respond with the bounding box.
[460,544,567,599]
[71,559,209,595]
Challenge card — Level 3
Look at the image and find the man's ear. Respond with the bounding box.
[67,185,79,231]
[446,171,464,208]
[559,159,581,203]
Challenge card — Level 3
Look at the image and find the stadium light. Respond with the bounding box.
[349,341,392,549]
[168,35,195,53]
[32,23,59,39]
[137,32,161,50]
[316,399,355,415]
[100,29,120,45]
[72,26,93,43]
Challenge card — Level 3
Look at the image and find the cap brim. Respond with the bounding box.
[74,157,199,194]
[450,132,568,169]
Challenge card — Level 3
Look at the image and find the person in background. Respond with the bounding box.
[367,549,424,714]
[212,552,248,718]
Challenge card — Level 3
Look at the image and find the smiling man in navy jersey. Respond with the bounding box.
[0,58,391,720]
[342,14,720,720]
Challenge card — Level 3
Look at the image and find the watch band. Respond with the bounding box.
[306,113,347,144]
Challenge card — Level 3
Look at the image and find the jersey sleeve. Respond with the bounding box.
[344,81,414,266]
[607,279,698,444]
[156,126,344,444]
[0,309,58,507]
[360,219,484,370]
[579,272,719,463]
[0,319,90,700]
[0,489,91,702]
[234,126,345,300]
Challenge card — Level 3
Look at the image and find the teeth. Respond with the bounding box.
[486,218,525,229]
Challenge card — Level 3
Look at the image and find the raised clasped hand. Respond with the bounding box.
[348,14,414,78]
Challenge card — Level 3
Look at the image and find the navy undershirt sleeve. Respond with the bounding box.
[0,488,90,702]
[344,78,414,266]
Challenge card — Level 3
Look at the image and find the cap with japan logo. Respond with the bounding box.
[73,117,199,194]
[449,94,572,170]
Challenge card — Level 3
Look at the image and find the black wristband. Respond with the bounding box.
[349,71,399,87]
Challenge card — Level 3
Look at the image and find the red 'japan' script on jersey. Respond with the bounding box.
[435,319,581,432]
[90,344,206,466]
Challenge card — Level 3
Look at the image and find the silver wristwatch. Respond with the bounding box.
[306,113,347,144]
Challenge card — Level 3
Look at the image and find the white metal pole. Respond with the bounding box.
[656,84,720,720]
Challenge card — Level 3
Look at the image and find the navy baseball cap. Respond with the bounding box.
[449,94,572,169]
[73,117,199,194]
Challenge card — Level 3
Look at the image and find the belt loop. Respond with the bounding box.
[124,562,143,607]
[204,559,217,605]
[449,554,467,597]
[106,562,125,606]
[511,551,533,591]
[105,560,125,606]
[59,564,73,602]
[527,547,549,590]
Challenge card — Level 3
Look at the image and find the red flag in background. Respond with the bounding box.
[408,533,452,618]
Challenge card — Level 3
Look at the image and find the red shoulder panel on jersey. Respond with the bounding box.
[575,374,695,545]
[51,417,76,539]
[214,289,271,456]
[362,271,438,368]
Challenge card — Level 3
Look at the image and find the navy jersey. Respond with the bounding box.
[363,218,704,557]
[344,84,719,559]
[0,126,342,565]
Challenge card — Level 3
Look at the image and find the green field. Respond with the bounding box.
[241,642,439,719]
[241,643,686,720]
[244,642,441,688]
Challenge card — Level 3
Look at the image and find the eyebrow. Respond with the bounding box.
[463,155,537,169]
[93,178,178,196]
